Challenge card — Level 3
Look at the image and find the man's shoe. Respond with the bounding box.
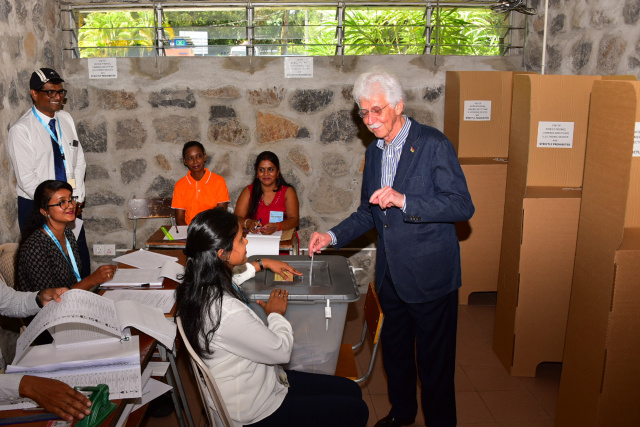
[374,414,415,427]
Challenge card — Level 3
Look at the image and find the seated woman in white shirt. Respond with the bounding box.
[175,208,368,427]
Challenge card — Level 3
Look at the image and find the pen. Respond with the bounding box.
[161,226,174,240]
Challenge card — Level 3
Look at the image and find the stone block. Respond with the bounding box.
[0,0,12,22]
[154,155,172,171]
[153,115,200,144]
[248,87,285,106]
[309,179,354,214]
[596,34,627,74]
[209,105,236,120]
[551,14,565,36]
[256,111,299,143]
[322,152,350,177]
[423,86,443,102]
[148,88,196,109]
[290,89,333,113]
[571,40,592,71]
[97,89,138,110]
[320,111,358,144]
[146,176,175,197]
[86,191,125,207]
[201,86,241,99]
[86,165,109,181]
[78,121,107,153]
[623,0,640,25]
[85,217,123,234]
[287,149,311,174]
[296,128,310,139]
[208,120,249,146]
[69,88,89,111]
[116,119,147,150]
[121,159,147,185]
[213,152,231,177]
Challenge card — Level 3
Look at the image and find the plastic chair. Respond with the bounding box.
[335,282,384,383]
[127,198,175,249]
[0,243,19,289]
[176,317,233,427]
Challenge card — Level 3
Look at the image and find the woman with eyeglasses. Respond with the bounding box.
[17,180,117,293]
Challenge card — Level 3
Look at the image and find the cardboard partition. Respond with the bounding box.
[556,80,640,426]
[493,74,617,376]
[444,71,521,158]
[456,158,508,304]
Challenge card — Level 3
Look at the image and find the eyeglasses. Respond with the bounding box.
[36,89,67,98]
[47,196,78,209]
[358,104,389,119]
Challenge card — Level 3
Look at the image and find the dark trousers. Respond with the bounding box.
[247,370,368,427]
[378,267,458,427]
[18,196,91,278]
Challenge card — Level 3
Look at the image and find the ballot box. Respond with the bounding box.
[243,255,360,375]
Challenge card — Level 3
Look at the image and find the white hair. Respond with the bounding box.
[352,68,404,108]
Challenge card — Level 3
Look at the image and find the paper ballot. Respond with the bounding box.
[246,230,282,257]
[14,290,176,362]
[112,249,178,269]
[101,260,184,288]
[162,225,188,240]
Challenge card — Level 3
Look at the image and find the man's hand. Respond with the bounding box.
[369,186,405,209]
[19,376,91,422]
[308,232,331,255]
[39,288,69,305]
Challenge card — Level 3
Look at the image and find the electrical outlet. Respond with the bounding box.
[93,244,104,256]
[104,244,116,256]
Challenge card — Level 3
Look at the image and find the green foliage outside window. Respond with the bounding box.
[76,6,510,58]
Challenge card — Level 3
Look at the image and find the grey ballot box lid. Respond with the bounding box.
[244,255,359,302]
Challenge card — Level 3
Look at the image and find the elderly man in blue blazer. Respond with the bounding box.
[309,69,474,427]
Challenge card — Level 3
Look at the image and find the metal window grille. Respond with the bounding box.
[61,1,525,60]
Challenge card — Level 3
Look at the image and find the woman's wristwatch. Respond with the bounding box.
[255,258,264,272]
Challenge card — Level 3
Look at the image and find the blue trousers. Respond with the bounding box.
[18,196,91,279]
[378,267,458,427]
[247,370,368,427]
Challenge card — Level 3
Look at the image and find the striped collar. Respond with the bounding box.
[376,116,411,152]
[186,168,212,185]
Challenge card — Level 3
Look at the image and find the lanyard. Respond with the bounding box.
[43,224,81,283]
[232,283,251,307]
[32,106,68,174]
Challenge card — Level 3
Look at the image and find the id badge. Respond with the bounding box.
[269,211,284,223]
[67,178,77,189]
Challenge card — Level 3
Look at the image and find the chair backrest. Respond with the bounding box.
[127,198,175,248]
[364,282,384,345]
[176,317,233,427]
[0,243,19,289]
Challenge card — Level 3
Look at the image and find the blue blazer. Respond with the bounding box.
[331,119,474,303]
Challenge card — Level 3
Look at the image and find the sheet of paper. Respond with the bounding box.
[133,378,173,411]
[102,267,163,287]
[7,337,142,401]
[114,300,176,349]
[112,249,178,269]
[159,260,184,283]
[246,231,282,257]
[147,361,170,377]
[280,228,295,241]
[163,225,188,240]
[103,290,176,314]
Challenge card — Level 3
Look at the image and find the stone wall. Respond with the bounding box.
[524,0,640,76]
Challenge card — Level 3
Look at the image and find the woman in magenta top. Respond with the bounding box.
[235,151,299,235]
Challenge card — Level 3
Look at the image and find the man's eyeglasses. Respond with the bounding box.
[36,89,67,98]
[358,104,389,119]
[48,196,78,210]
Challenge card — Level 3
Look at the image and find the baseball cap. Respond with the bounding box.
[30,68,65,90]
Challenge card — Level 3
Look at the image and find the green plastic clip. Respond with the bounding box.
[74,384,117,427]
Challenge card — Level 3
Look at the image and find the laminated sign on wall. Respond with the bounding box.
[537,121,575,148]
[463,100,492,121]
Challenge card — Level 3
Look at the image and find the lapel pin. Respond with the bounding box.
[410,147,415,153]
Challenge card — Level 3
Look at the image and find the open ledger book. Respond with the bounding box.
[4,290,177,405]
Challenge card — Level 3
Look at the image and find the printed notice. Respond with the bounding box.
[284,57,313,78]
[537,121,575,148]
[89,58,117,79]
[464,100,492,121]
[634,122,640,157]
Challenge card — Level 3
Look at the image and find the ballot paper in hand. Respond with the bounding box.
[101,260,184,288]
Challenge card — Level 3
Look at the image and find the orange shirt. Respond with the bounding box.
[172,169,230,224]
